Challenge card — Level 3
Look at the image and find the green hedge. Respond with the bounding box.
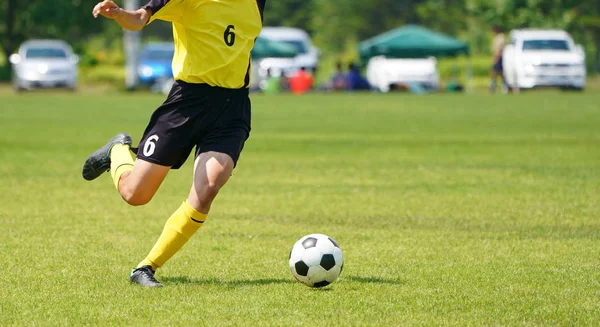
[79,65,125,84]
[0,65,11,82]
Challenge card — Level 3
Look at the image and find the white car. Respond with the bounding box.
[251,27,319,88]
[366,56,440,93]
[502,29,586,90]
[9,40,79,92]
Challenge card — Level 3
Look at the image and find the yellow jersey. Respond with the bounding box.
[142,0,266,88]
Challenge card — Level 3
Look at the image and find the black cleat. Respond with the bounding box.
[130,266,164,287]
[82,133,132,181]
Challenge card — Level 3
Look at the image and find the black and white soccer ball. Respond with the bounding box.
[289,234,344,288]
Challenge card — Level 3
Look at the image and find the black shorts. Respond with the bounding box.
[493,57,503,73]
[136,81,251,169]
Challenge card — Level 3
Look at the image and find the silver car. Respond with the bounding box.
[9,40,79,92]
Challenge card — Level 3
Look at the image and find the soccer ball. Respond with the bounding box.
[289,234,344,288]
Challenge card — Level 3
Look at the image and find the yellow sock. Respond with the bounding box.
[109,144,135,189]
[137,201,207,270]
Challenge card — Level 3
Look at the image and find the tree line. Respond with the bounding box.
[1,0,599,72]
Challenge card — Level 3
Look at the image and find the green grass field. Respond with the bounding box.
[1,91,599,326]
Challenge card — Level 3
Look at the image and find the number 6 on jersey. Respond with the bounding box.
[224,25,235,46]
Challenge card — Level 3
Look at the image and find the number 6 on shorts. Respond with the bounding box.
[143,135,159,157]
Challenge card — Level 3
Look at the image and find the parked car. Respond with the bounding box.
[251,27,319,89]
[502,29,586,90]
[9,39,78,92]
[137,42,174,86]
[366,56,440,92]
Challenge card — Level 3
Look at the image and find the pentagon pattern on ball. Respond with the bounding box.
[302,237,318,249]
[320,254,336,271]
[295,261,309,277]
[313,281,331,288]
[332,247,344,267]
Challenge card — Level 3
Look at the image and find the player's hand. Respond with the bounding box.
[92,0,121,19]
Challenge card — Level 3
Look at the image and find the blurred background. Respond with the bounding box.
[0,0,598,93]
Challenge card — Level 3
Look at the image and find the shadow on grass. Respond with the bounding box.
[162,276,294,287]
[345,275,405,285]
[162,275,404,287]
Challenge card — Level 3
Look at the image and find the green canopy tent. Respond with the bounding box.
[251,37,299,59]
[359,25,472,92]
[359,25,469,60]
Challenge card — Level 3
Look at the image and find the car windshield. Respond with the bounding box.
[25,47,68,59]
[141,48,174,60]
[522,39,570,51]
[279,40,308,54]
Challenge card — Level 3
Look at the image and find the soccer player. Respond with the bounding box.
[83,0,266,287]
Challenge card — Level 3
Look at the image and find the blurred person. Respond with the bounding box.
[261,68,281,94]
[288,67,314,94]
[279,72,291,92]
[490,25,507,93]
[331,62,347,91]
[83,0,266,287]
[346,63,371,91]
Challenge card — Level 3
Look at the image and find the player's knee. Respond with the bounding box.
[123,194,152,206]
[197,183,221,204]
[120,188,153,206]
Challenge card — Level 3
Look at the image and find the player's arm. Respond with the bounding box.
[92,0,151,31]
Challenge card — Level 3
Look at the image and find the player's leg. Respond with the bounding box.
[131,151,234,287]
[116,159,170,206]
[499,69,509,94]
[489,70,498,93]
[82,133,170,206]
[187,151,235,213]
